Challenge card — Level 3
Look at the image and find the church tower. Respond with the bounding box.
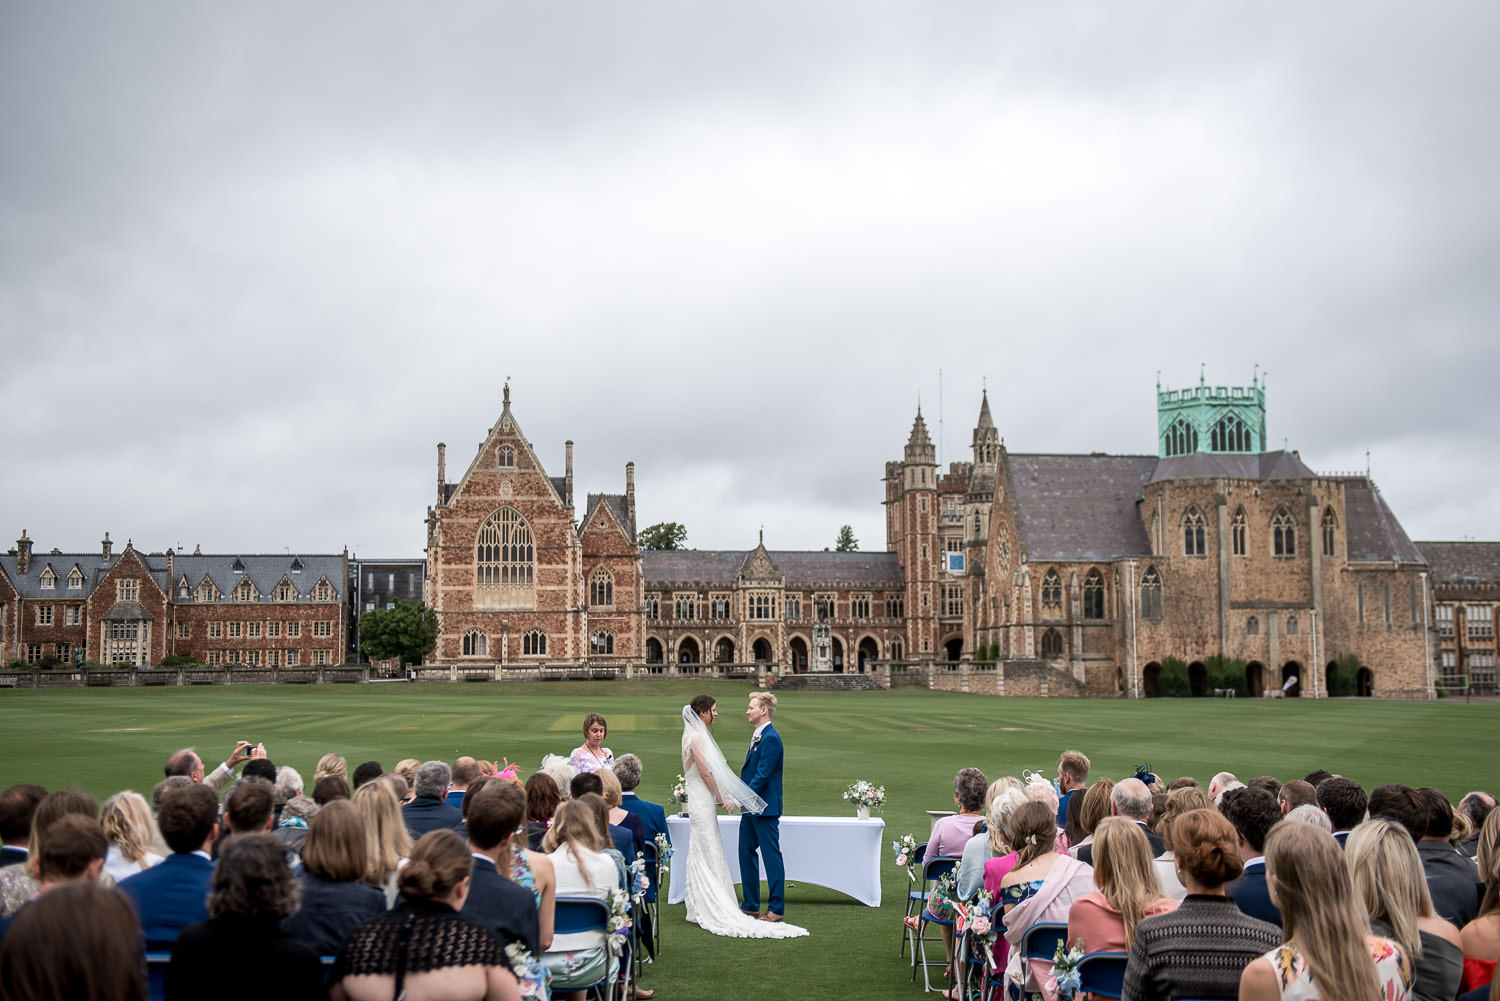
[885,408,940,659]
[1157,371,1268,457]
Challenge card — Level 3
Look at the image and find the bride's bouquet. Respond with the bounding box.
[841,779,886,811]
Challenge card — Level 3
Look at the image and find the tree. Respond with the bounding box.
[834,525,859,552]
[638,521,688,551]
[359,599,439,667]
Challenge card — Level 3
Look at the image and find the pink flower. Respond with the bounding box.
[896,854,908,866]
[972,916,991,935]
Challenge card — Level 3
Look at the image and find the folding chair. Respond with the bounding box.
[146,951,171,1001]
[955,897,1005,1001]
[909,854,961,992]
[898,840,930,958]
[549,896,620,1001]
[640,839,662,961]
[1076,950,1129,1000]
[1006,922,1069,1000]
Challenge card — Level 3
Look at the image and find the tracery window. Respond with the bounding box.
[1232,508,1247,557]
[1247,616,1260,636]
[1272,508,1296,558]
[748,593,776,620]
[710,594,730,620]
[644,595,660,620]
[1211,414,1251,452]
[674,593,696,620]
[590,631,614,656]
[462,630,488,657]
[1140,566,1163,619]
[589,568,613,607]
[1183,507,1206,557]
[476,507,534,587]
[851,593,871,619]
[1164,417,1198,457]
[1321,507,1337,558]
[498,446,515,468]
[523,630,547,656]
[1083,569,1106,620]
[1041,569,1062,608]
[1041,628,1063,658]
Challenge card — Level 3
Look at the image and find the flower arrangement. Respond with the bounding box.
[653,831,674,863]
[629,853,651,897]
[605,887,633,955]
[891,834,919,878]
[842,779,886,811]
[503,941,547,1000]
[1048,939,1087,1001]
[956,888,996,944]
[670,774,687,809]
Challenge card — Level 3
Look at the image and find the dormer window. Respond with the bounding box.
[313,580,333,601]
[234,579,256,602]
[67,567,83,590]
[39,567,55,589]
[290,557,303,573]
[232,558,245,573]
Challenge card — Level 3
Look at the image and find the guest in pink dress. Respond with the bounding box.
[1067,817,1178,957]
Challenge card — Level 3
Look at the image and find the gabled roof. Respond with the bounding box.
[1339,479,1425,564]
[1007,454,1158,562]
[1147,449,1316,484]
[1416,541,1500,587]
[584,493,634,544]
[0,553,116,599]
[163,554,345,602]
[643,550,902,588]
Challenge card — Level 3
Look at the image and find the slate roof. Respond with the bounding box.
[585,493,635,544]
[643,550,902,588]
[1416,541,1500,587]
[102,600,149,621]
[551,477,568,502]
[0,553,115,599]
[1147,450,1316,484]
[1007,454,1158,561]
[160,554,345,602]
[1339,478,1426,564]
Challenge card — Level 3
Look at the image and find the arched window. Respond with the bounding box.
[1041,569,1062,608]
[497,445,515,468]
[523,630,547,656]
[1286,615,1299,636]
[462,630,488,657]
[1164,417,1199,457]
[235,579,256,602]
[590,631,614,656]
[890,638,903,660]
[589,568,613,607]
[1247,616,1260,636]
[1140,566,1163,619]
[1041,628,1063,657]
[1183,507,1206,557]
[1211,414,1250,452]
[477,506,534,586]
[1272,508,1296,558]
[1321,507,1337,558]
[1083,569,1106,620]
[1232,507,1247,557]
[972,512,981,536]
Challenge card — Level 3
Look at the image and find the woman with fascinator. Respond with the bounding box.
[679,694,807,939]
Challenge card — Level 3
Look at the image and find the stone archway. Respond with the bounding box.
[644,638,663,665]
[752,638,772,662]
[1356,667,1374,697]
[1188,661,1206,697]
[678,637,700,664]
[713,637,735,663]
[944,637,963,661]
[831,636,845,673]
[788,637,808,673]
[857,637,879,672]
[1246,661,1265,698]
[1142,662,1161,698]
[1281,662,1303,698]
[1325,660,1339,697]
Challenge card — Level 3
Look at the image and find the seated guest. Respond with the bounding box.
[539,757,578,804]
[119,783,219,946]
[1068,817,1178,954]
[1238,822,1413,1001]
[1221,786,1283,928]
[613,754,669,901]
[976,788,1034,976]
[1303,769,1333,789]
[1370,782,1430,841]
[1122,808,1281,1001]
[1076,778,1161,866]
[1277,779,1318,816]
[574,793,630,890]
[351,781,411,908]
[223,780,275,838]
[168,833,326,1001]
[0,814,110,943]
[1460,809,1500,995]
[242,757,278,786]
[1056,749,1091,827]
[315,753,349,785]
[1000,800,1095,999]
[959,780,1025,899]
[1167,776,1200,791]
[463,782,542,962]
[1026,775,1063,849]
[1245,775,1281,799]
[331,830,519,1001]
[1068,778,1115,860]
[449,756,482,810]
[1316,775,1368,849]
[274,795,318,853]
[1207,771,1240,803]
[0,784,45,869]
[1348,818,1463,1001]
[393,759,421,802]
[1415,787,1482,929]
[152,775,193,816]
[524,773,562,851]
[0,788,100,917]
[543,801,618,1001]
[1151,786,1214,901]
[1062,787,1087,850]
[930,767,988,859]
[0,882,145,1001]
[314,775,351,806]
[164,741,262,793]
[596,768,647,862]
[1285,804,1332,832]
[274,765,304,820]
[282,800,387,958]
[350,761,383,791]
[100,790,164,882]
[1458,792,1495,861]
[403,761,464,838]
[570,775,634,865]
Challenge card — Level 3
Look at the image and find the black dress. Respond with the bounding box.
[167,912,326,1001]
[330,898,503,988]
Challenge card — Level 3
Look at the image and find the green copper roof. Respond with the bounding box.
[1157,372,1268,458]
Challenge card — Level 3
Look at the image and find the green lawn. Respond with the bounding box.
[1,682,1494,1000]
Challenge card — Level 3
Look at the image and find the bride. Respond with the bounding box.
[679,695,807,939]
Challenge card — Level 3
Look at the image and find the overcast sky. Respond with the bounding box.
[3,3,1497,561]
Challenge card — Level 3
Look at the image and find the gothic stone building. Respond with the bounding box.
[1415,541,1499,694]
[0,532,347,668]
[883,376,1435,697]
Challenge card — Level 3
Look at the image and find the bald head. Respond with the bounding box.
[1111,778,1151,820]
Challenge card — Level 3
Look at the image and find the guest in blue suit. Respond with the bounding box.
[614,754,669,902]
[0,784,45,870]
[119,783,220,947]
[739,691,787,920]
[1221,786,1283,928]
[461,781,541,959]
[402,761,465,839]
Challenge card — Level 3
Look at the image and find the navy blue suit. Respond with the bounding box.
[620,792,669,902]
[119,851,216,946]
[738,722,785,915]
[402,796,464,839]
[461,855,541,958]
[280,873,387,957]
[607,823,637,867]
[1228,860,1282,928]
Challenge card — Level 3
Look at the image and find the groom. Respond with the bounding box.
[738,691,786,921]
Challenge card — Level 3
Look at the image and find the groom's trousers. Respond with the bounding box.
[738,813,785,915]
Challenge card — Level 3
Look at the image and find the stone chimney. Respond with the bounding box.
[16,530,32,574]
[565,441,575,508]
[625,462,636,539]
[436,443,447,505]
[166,547,175,590]
[101,531,113,562]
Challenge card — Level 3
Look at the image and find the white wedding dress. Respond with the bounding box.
[681,737,808,939]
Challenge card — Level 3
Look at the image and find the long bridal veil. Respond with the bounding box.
[680,705,767,816]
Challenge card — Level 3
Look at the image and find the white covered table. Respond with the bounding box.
[664,814,885,907]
